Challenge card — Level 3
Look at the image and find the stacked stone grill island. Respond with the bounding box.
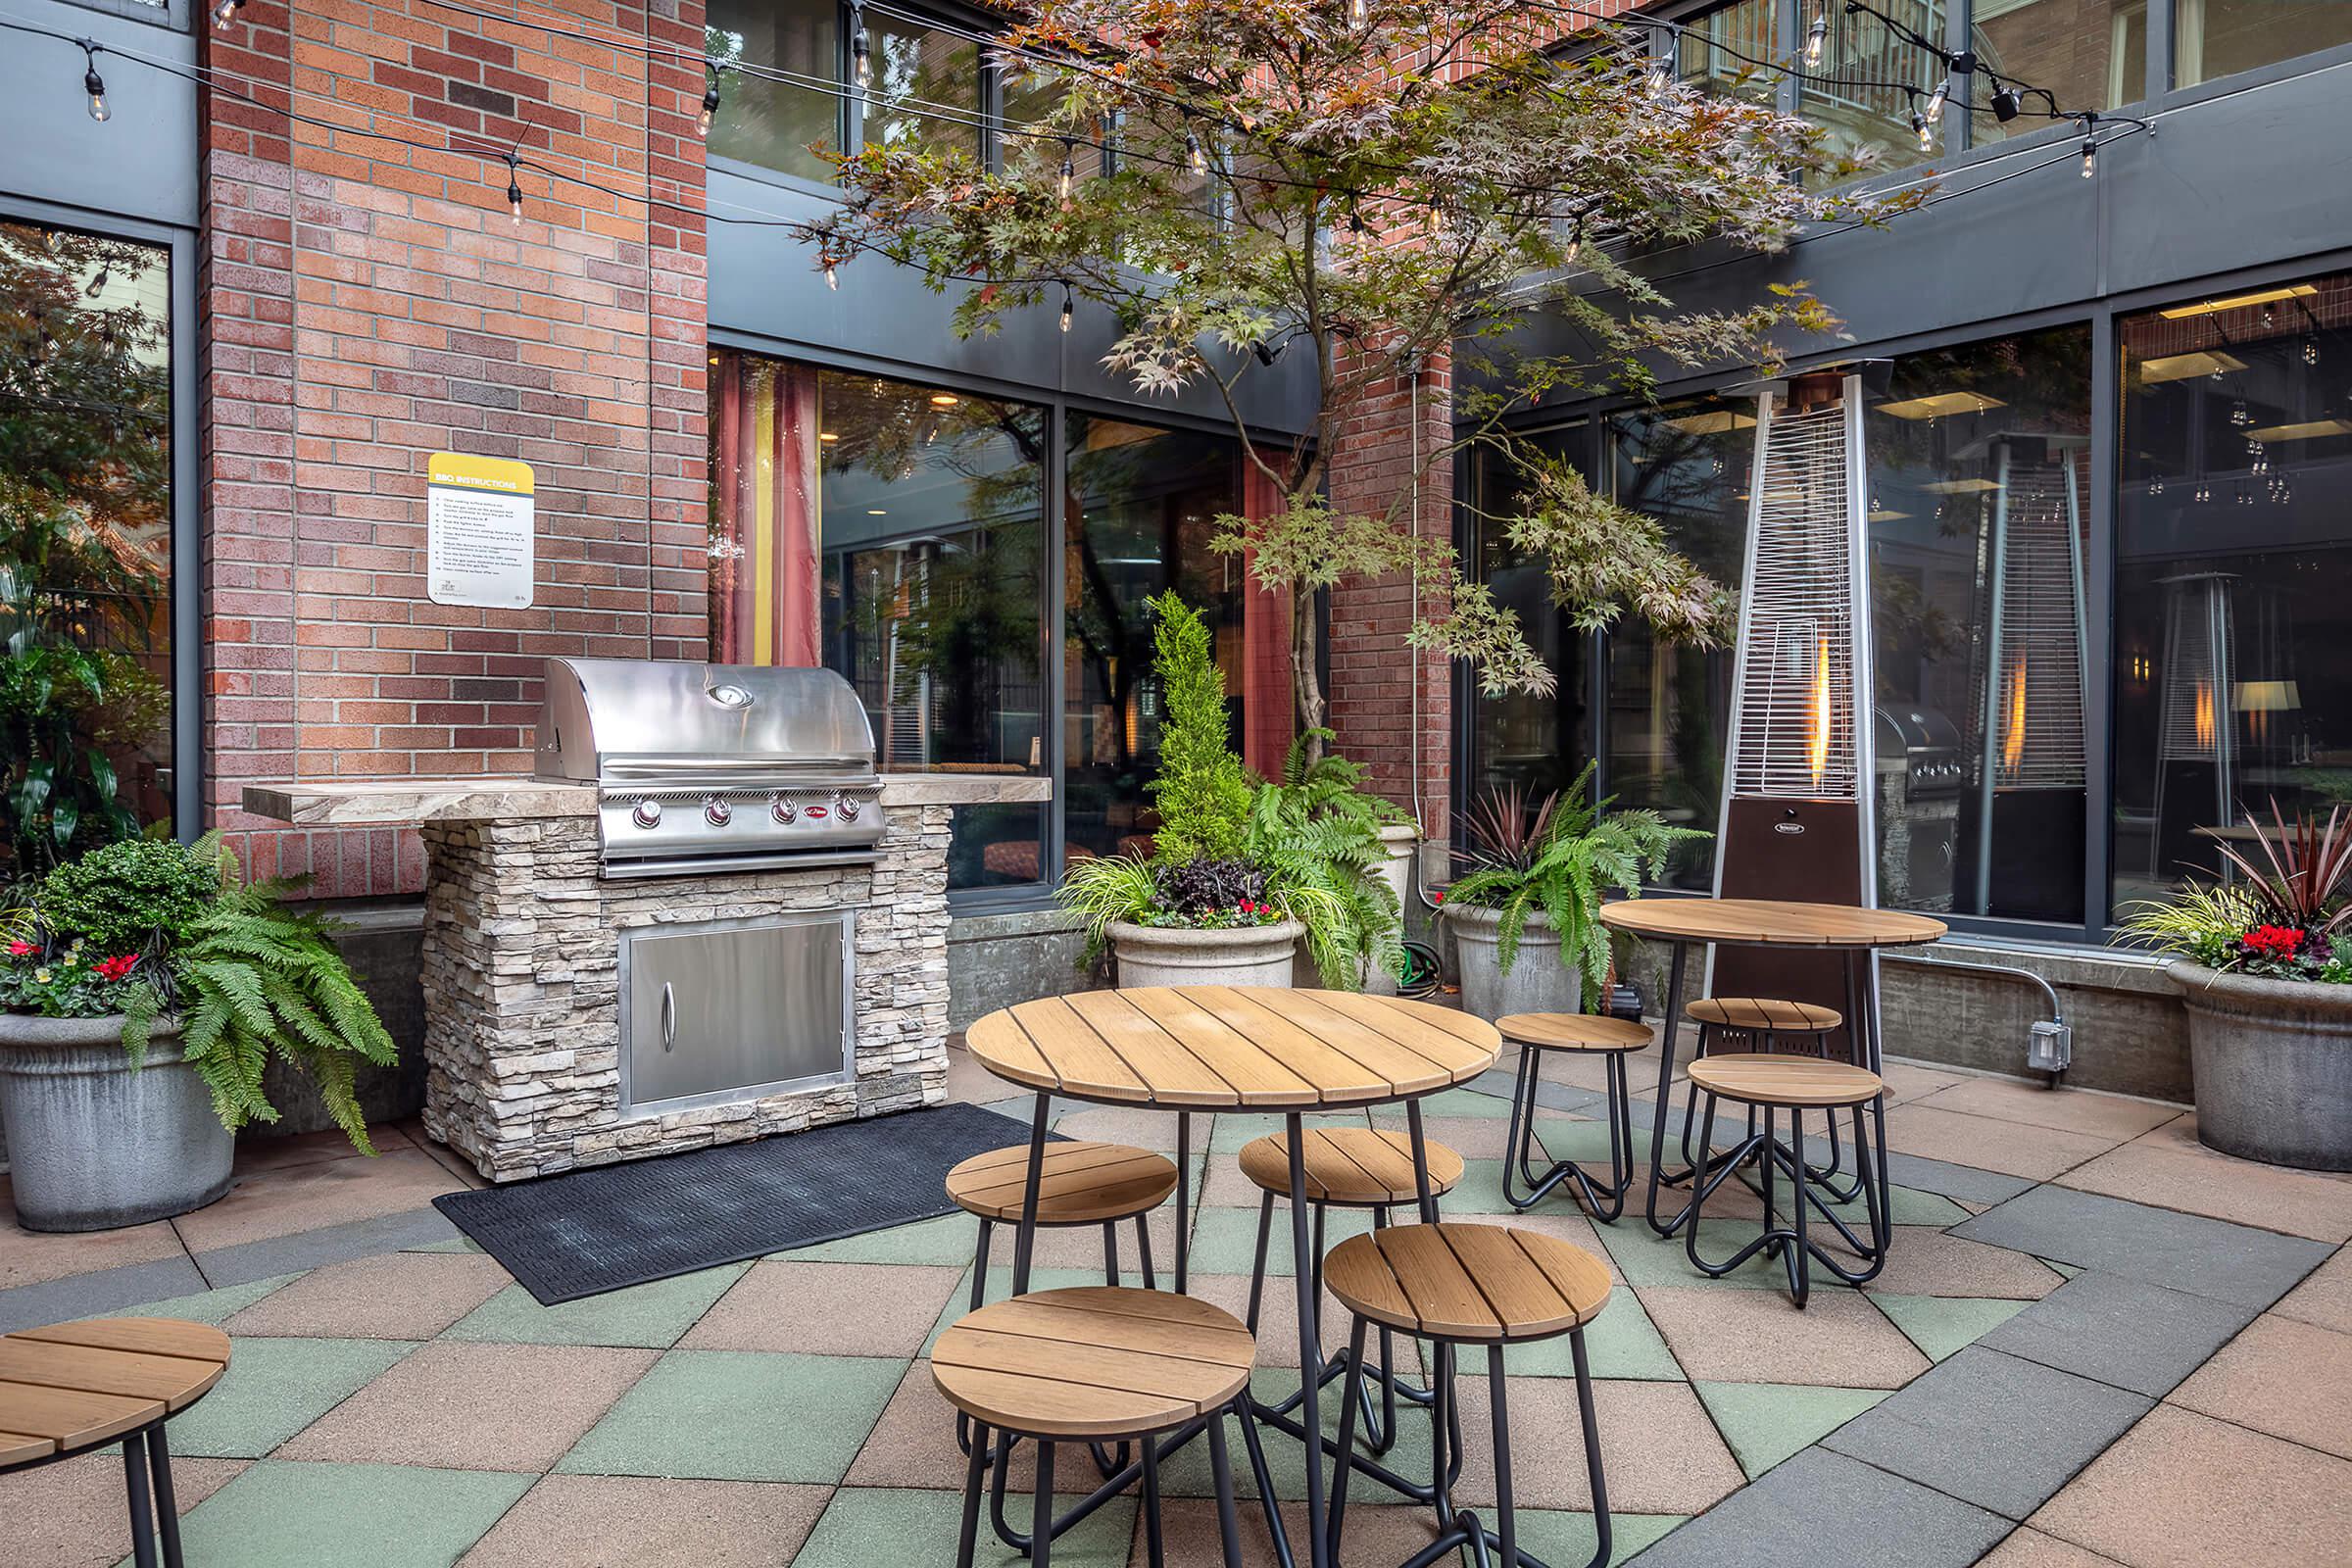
[244,660,1050,1182]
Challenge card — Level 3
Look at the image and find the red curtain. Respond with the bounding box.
[710,351,822,666]
[1240,463,1294,776]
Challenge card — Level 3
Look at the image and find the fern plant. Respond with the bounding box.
[6,832,397,1152]
[1446,763,1706,1008]
[1247,729,1409,987]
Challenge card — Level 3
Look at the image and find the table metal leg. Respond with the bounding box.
[1644,940,1692,1235]
[1175,1111,1193,1294]
[1286,1111,1333,1568]
[1011,1093,1052,1297]
[1405,1100,1439,1225]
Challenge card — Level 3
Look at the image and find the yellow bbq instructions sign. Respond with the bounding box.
[426,452,536,610]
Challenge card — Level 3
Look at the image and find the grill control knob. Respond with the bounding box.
[769,795,798,825]
[704,797,732,827]
[837,794,860,822]
[631,800,662,829]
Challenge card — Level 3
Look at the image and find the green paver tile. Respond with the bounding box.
[1207,1111,1391,1153]
[1788,1184,1973,1229]
[111,1272,301,1325]
[1692,1381,1889,1479]
[2041,1257,2083,1279]
[403,1236,484,1254]
[1185,1203,1374,1278]
[1410,1088,1515,1119]
[557,1349,902,1483]
[441,1264,747,1348]
[153,1459,530,1568]
[1509,1288,1681,1381]
[796,1485,1137,1568]
[1600,1219,1789,1291]
[168,1337,418,1458]
[1516,1510,1686,1567]
[788,1212,979,1266]
[1872,1294,2034,1362]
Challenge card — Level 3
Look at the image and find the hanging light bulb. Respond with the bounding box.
[211,0,245,29]
[823,256,839,289]
[1923,78,1950,124]
[1058,142,1075,205]
[851,8,871,91]
[1185,126,1206,175]
[1058,284,1073,334]
[699,74,721,138]
[1804,6,1829,67]
[505,157,523,224]
[1910,107,1932,152]
[1350,0,1367,23]
[2304,337,2321,367]
[1645,54,1672,93]
[82,49,109,124]
[2079,125,2097,178]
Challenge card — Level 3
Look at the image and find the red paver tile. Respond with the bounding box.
[458,1474,831,1566]
[222,1250,512,1339]
[680,1260,964,1357]
[2168,1313,2352,1459]
[276,1341,658,1471]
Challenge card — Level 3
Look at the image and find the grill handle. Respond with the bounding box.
[661,983,677,1053]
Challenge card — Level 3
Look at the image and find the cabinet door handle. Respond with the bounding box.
[661,983,677,1052]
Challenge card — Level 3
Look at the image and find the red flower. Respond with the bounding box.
[92,955,139,982]
[2242,925,2306,958]
[6,940,33,957]
[1433,891,1446,905]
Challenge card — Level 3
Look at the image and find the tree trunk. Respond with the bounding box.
[1292,581,1325,767]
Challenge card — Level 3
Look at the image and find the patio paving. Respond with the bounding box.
[1,1042,2346,1567]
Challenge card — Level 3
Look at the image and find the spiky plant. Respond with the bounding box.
[1057,852,1160,969]
[1446,763,1704,1008]
[1247,729,1408,988]
[2114,882,2268,971]
[2210,799,2352,933]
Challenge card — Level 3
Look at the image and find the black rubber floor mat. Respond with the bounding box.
[432,1102,1054,1304]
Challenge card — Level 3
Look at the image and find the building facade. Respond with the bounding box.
[3,0,2349,1099]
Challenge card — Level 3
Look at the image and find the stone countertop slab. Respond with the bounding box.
[243,773,1051,825]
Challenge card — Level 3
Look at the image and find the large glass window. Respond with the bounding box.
[1463,428,1594,807]
[861,12,983,162]
[2114,272,2352,906]
[1062,416,1246,866]
[709,355,1049,891]
[706,0,843,182]
[1968,0,2146,144]
[1678,0,1781,102]
[1606,398,1751,891]
[1867,324,2095,923]
[0,221,174,877]
[2175,0,2352,88]
[1801,0,1951,179]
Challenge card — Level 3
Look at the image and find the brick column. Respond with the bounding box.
[1326,356,1452,845]
[198,0,709,897]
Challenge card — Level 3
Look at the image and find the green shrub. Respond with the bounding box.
[38,835,225,955]
[1142,590,1251,863]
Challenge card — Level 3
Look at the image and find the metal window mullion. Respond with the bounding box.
[1946,0,1974,157]
[1044,398,1068,891]
[2146,0,2176,100]
[1775,0,1801,118]
[2085,308,2118,936]
[843,0,866,154]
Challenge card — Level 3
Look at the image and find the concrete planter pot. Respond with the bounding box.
[1289,826,1421,995]
[1445,905,1580,1021]
[0,1013,233,1232]
[2169,960,2352,1171]
[1111,919,1304,991]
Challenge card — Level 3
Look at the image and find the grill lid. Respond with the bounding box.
[535,659,877,789]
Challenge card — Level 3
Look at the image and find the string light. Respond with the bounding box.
[1057,139,1074,205]
[2079,115,2098,178]
[1184,124,1205,175]
[699,70,721,138]
[211,0,245,29]
[823,256,840,288]
[1058,283,1073,333]
[1922,77,1949,124]
[1803,5,1828,68]
[79,41,108,123]
[503,152,522,222]
[851,7,871,91]
[1349,0,1367,24]
[1910,104,1932,152]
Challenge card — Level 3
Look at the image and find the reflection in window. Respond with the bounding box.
[706,0,842,181]
[2175,0,2352,89]
[1464,429,1592,808]
[0,222,173,875]
[1606,402,1751,890]
[862,12,982,161]
[1062,416,1245,866]
[1678,0,1781,102]
[1800,0,1949,179]
[1968,0,2145,144]
[2115,274,2352,906]
[708,355,1048,890]
[1866,325,2094,923]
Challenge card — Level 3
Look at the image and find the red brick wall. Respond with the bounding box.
[199,0,708,897]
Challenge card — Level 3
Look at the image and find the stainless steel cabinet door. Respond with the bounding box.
[621,913,851,1113]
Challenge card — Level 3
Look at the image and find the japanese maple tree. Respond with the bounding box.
[801,0,1904,760]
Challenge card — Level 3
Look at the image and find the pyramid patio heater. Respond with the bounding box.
[1708,368,1880,1061]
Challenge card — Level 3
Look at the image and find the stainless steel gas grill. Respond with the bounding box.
[534,658,887,879]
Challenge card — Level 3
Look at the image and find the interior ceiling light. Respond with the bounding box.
[867,508,889,514]
[1865,508,1912,522]
[2138,350,2248,384]
[818,431,840,443]
[1921,477,2004,495]
[1877,390,2007,420]
[929,393,960,408]
[2244,417,2352,444]
[2158,284,2320,320]
[1667,410,1755,434]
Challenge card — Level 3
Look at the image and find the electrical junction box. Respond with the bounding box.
[2026,1019,2073,1074]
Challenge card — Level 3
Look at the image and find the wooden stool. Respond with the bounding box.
[1679,998,1857,1200]
[946,1141,1180,1466]
[0,1318,232,1568]
[1235,1127,1463,1470]
[933,1287,1251,1568]
[1324,1223,1614,1568]
[1684,1054,1889,1307]
[1496,1012,1650,1223]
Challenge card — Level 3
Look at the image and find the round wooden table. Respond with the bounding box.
[964,985,1501,1568]
[1595,899,1945,1236]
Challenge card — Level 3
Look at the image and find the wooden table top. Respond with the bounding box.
[0,1318,230,1469]
[964,987,1501,1110]
[1596,898,1947,950]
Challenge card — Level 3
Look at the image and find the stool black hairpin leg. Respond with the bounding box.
[955,1419,992,1568]
[1503,1043,1634,1221]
